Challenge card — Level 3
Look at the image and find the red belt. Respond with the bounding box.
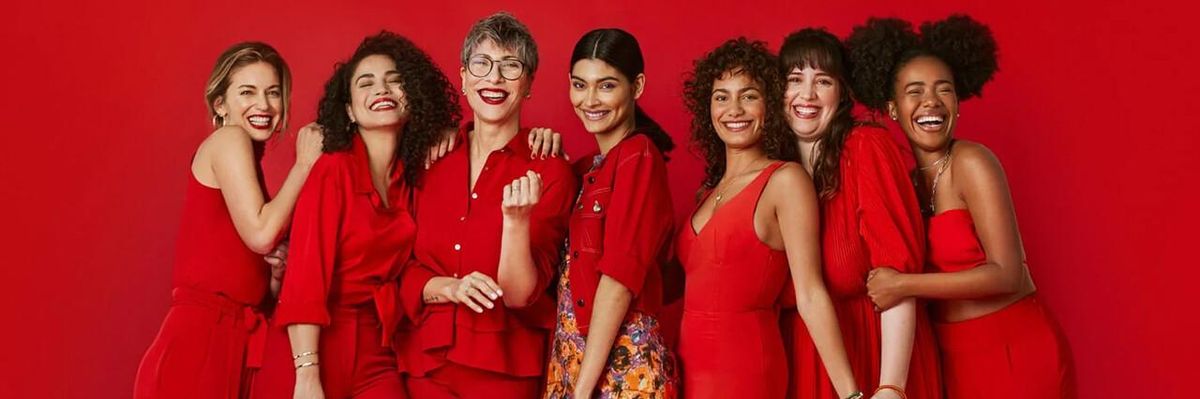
[170,286,268,368]
[361,280,400,347]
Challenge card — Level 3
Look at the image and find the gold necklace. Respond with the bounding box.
[712,161,767,206]
[925,140,955,214]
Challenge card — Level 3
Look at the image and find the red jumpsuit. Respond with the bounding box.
[397,123,577,398]
[251,136,412,399]
[780,127,942,399]
[929,209,1076,398]
[675,161,789,399]
[133,168,271,399]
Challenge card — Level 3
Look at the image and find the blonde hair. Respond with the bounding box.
[204,42,291,133]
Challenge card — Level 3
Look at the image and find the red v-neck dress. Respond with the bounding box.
[676,161,789,399]
[780,127,942,399]
[929,209,1076,399]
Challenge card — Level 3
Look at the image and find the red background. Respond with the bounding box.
[2,0,1196,397]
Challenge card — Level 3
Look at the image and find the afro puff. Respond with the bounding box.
[846,14,998,112]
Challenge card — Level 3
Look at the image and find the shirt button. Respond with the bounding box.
[453,273,459,278]
[459,216,466,222]
[471,193,478,200]
[572,251,580,258]
[587,176,595,184]
[453,244,462,251]
[576,299,586,307]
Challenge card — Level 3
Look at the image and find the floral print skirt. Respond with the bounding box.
[544,258,678,399]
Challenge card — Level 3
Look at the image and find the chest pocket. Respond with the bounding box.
[574,186,611,255]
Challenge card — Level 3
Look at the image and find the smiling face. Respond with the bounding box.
[346,54,408,132]
[888,55,959,153]
[212,61,282,141]
[569,58,642,136]
[461,39,531,125]
[784,65,841,143]
[710,68,766,150]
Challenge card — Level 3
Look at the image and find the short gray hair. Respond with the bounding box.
[460,12,539,78]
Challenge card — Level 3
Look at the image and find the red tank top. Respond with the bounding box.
[172,172,268,306]
[927,209,987,273]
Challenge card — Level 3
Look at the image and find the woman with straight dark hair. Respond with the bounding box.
[542,28,678,398]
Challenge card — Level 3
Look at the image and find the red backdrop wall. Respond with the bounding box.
[3,0,1196,397]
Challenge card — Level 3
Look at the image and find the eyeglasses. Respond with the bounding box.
[466,55,526,80]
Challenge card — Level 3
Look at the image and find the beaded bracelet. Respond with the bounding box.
[875,385,907,399]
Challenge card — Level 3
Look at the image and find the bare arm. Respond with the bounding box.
[497,171,542,307]
[771,164,859,397]
[208,124,322,254]
[287,324,324,399]
[876,298,915,396]
[573,276,633,397]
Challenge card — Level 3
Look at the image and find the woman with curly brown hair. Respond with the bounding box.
[674,37,858,399]
[848,15,1075,399]
[133,41,322,399]
[396,12,577,398]
[776,29,943,399]
[250,31,460,399]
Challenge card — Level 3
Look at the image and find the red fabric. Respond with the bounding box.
[781,127,942,399]
[133,171,270,399]
[252,307,407,399]
[936,295,1076,399]
[254,135,415,398]
[272,135,413,344]
[675,161,789,399]
[405,362,541,399]
[928,209,1076,398]
[566,133,674,335]
[397,122,577,379]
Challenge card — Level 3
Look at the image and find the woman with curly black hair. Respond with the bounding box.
[776,28,943,399]
[251,31,460,399]
[674,37,857,399]
[849,15,1076,398]
[396,12,577,398]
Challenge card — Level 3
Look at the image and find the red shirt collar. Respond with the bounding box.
[458,121,532,159]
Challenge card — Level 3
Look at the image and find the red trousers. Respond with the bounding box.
[406,362,540,399]
[133,286,266,399]
[251,306,406,399]
[936,295,1076,399]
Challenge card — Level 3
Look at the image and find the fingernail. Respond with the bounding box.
[485,303,493,309]
[497,290,504,296]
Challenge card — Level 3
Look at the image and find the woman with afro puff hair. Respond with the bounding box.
[251,31,461,399]
[674,37,859,399]
[775,28,943,399]
[848,15,1076,398]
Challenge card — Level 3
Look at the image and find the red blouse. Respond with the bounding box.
[273,135,415,348]
[566,133,673,335]
[398,122,577,378]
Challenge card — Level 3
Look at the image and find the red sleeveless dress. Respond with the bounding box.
[676,161,789,399]
[133,170,270,399]
[929,209,1076,399]
[780,127,941,399]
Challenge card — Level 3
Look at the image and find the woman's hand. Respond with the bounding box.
[294,122,324,167]
[265,241,289,297]
[438,271,504,313]
[425,127,458,168]
[527,127,565,160]
[866,267,907,311]
[501,170,541,221]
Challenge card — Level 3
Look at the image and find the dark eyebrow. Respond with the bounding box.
[934,79,954,86]
[354,73,375,84]
[904,81,926,89]
[569,75,619,82]
[237,84,257,90]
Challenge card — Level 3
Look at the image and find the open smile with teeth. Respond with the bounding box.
[247,115,272,129]
[722,120,752,131]
[370,99,398,111]
[582,110,610,121]
[478,89,509,105]
[793,105,820,119]
[915,115,946,131]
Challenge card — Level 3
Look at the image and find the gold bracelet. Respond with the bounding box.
[294,361,319,370]
[292,351,318,360]
[875,385,907,399]
[845,391,865,399]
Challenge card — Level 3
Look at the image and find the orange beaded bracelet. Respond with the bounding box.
[874,385,907,399]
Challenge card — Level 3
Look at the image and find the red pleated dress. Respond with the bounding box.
[929,209,1076,399]
[676,161,789,399]
[780,127,942,399]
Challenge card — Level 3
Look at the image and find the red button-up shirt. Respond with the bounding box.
[274,135,415,348]
[567,133,674,335]
[398,122,577,378]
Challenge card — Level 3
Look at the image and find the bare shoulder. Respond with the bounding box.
[952,140,1005,178]
[203,126,254,153]
[764,161,814,198]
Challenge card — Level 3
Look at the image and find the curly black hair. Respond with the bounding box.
[846,14,998,113]
[317,31,462,187]
[683,37,796,191]
[779,27,862,199]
